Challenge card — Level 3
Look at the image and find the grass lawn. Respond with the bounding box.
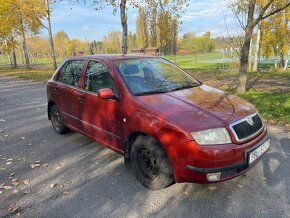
[0,67,54,82]
[0,54,289,124]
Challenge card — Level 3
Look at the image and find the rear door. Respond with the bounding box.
[78,60,123,152]
[52,60,86,128]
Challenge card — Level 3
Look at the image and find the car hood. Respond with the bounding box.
[136,85,256,132]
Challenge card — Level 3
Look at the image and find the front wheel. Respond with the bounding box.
[130,135,174,190]
[50,104,68,134]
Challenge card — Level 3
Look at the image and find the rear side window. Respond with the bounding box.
[56,60,85,87]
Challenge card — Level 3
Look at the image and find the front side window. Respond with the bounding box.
[56,60,85,87]
[84,61,117,95]
[113,58,201,95]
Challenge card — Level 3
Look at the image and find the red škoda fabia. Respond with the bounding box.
[47,55,270,190]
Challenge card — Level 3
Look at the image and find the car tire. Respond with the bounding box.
[50,104,68,134]
[130,135,174,190]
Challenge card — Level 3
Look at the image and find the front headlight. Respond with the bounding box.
[191,128,232,145]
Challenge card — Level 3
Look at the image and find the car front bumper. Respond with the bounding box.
[168,127,269,183]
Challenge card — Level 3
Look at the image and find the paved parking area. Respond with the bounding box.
[0,76,289,217]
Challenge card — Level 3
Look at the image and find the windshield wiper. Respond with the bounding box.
[135,90,169,96]
[169,84,200,92]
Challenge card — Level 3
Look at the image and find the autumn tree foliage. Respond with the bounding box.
[260,5,289,68]
[228,0,290,94]
[0,0,47,69]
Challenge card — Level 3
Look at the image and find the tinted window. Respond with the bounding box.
[56,60,85,87]
[84,61,117,95]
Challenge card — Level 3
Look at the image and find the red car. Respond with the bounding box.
[47,55,270,190]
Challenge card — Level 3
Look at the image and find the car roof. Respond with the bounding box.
[67,54,160,61]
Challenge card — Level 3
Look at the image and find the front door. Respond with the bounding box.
[78,60,123,153]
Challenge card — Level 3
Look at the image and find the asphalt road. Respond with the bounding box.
[0,76,289,218]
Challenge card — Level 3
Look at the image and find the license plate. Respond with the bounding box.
[248,139,270,164]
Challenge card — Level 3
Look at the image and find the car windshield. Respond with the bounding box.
[113,58,201,96]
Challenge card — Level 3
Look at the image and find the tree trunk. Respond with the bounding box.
[248,37,253,72]
[253,28,261,71]
[46,0,57,70]
[7,54,12,66]
[237,25,254,94]
[120,0,128,54]
[21,31,30,69]
[284,58,288,71]
[236,0,256,95]
[12,45,17,68]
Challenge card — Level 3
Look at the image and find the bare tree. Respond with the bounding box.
[44,0,57,70]
[228,0,290,94]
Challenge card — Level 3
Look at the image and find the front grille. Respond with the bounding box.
[230,114,263,142]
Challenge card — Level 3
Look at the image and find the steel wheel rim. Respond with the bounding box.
[52,107,61,129]
[137,149,159,179]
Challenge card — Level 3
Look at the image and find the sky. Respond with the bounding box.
[47,0,239,41]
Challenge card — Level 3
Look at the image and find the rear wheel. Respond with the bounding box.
[50,104,68,134]
[130,135,174,190]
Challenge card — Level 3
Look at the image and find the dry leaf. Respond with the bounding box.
[237,184,243,188]
[10,173,15,176]
[0,183,5,188]
[31,163,41,168]
[260,176,267,180]
[12,189,19,194]
[23,179,30,185]
[27,143,32,146]
[50,183,57,188]
[208,186,217,190]
[183,191,190,195]
[3,185,12,190]
[6,162,12,165]
[0,190,3,194]
[12,182,19,186]
[7,158,13,161]
[149,202,155,208]
[115,172,122,176]
[43,164,49,167]
[24,190,30,194]
[34,160,40,163]
[63,191,69,195]
[12,178,19,183]
[1,167,5,171]
[21,136,26,140]
[9,203,20,213]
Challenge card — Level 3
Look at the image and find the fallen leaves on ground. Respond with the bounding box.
[183,191,190,196]
[260,176,267,180]
[149,202,156,208]
[236,184,243,188]
[31,161,41,169]
[12,189,19,194]
[63,191,69,196]
[208,186,217,190]
[24,190,30,194]
[42,163,49,167]
[3,185,12,190]
[23,179,30,185]
[9,203,20,214]
[50,183,57,188]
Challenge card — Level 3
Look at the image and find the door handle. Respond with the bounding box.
[53,88,59,95]
[79,96,85,104]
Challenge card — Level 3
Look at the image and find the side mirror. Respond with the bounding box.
[98,88,116,100]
